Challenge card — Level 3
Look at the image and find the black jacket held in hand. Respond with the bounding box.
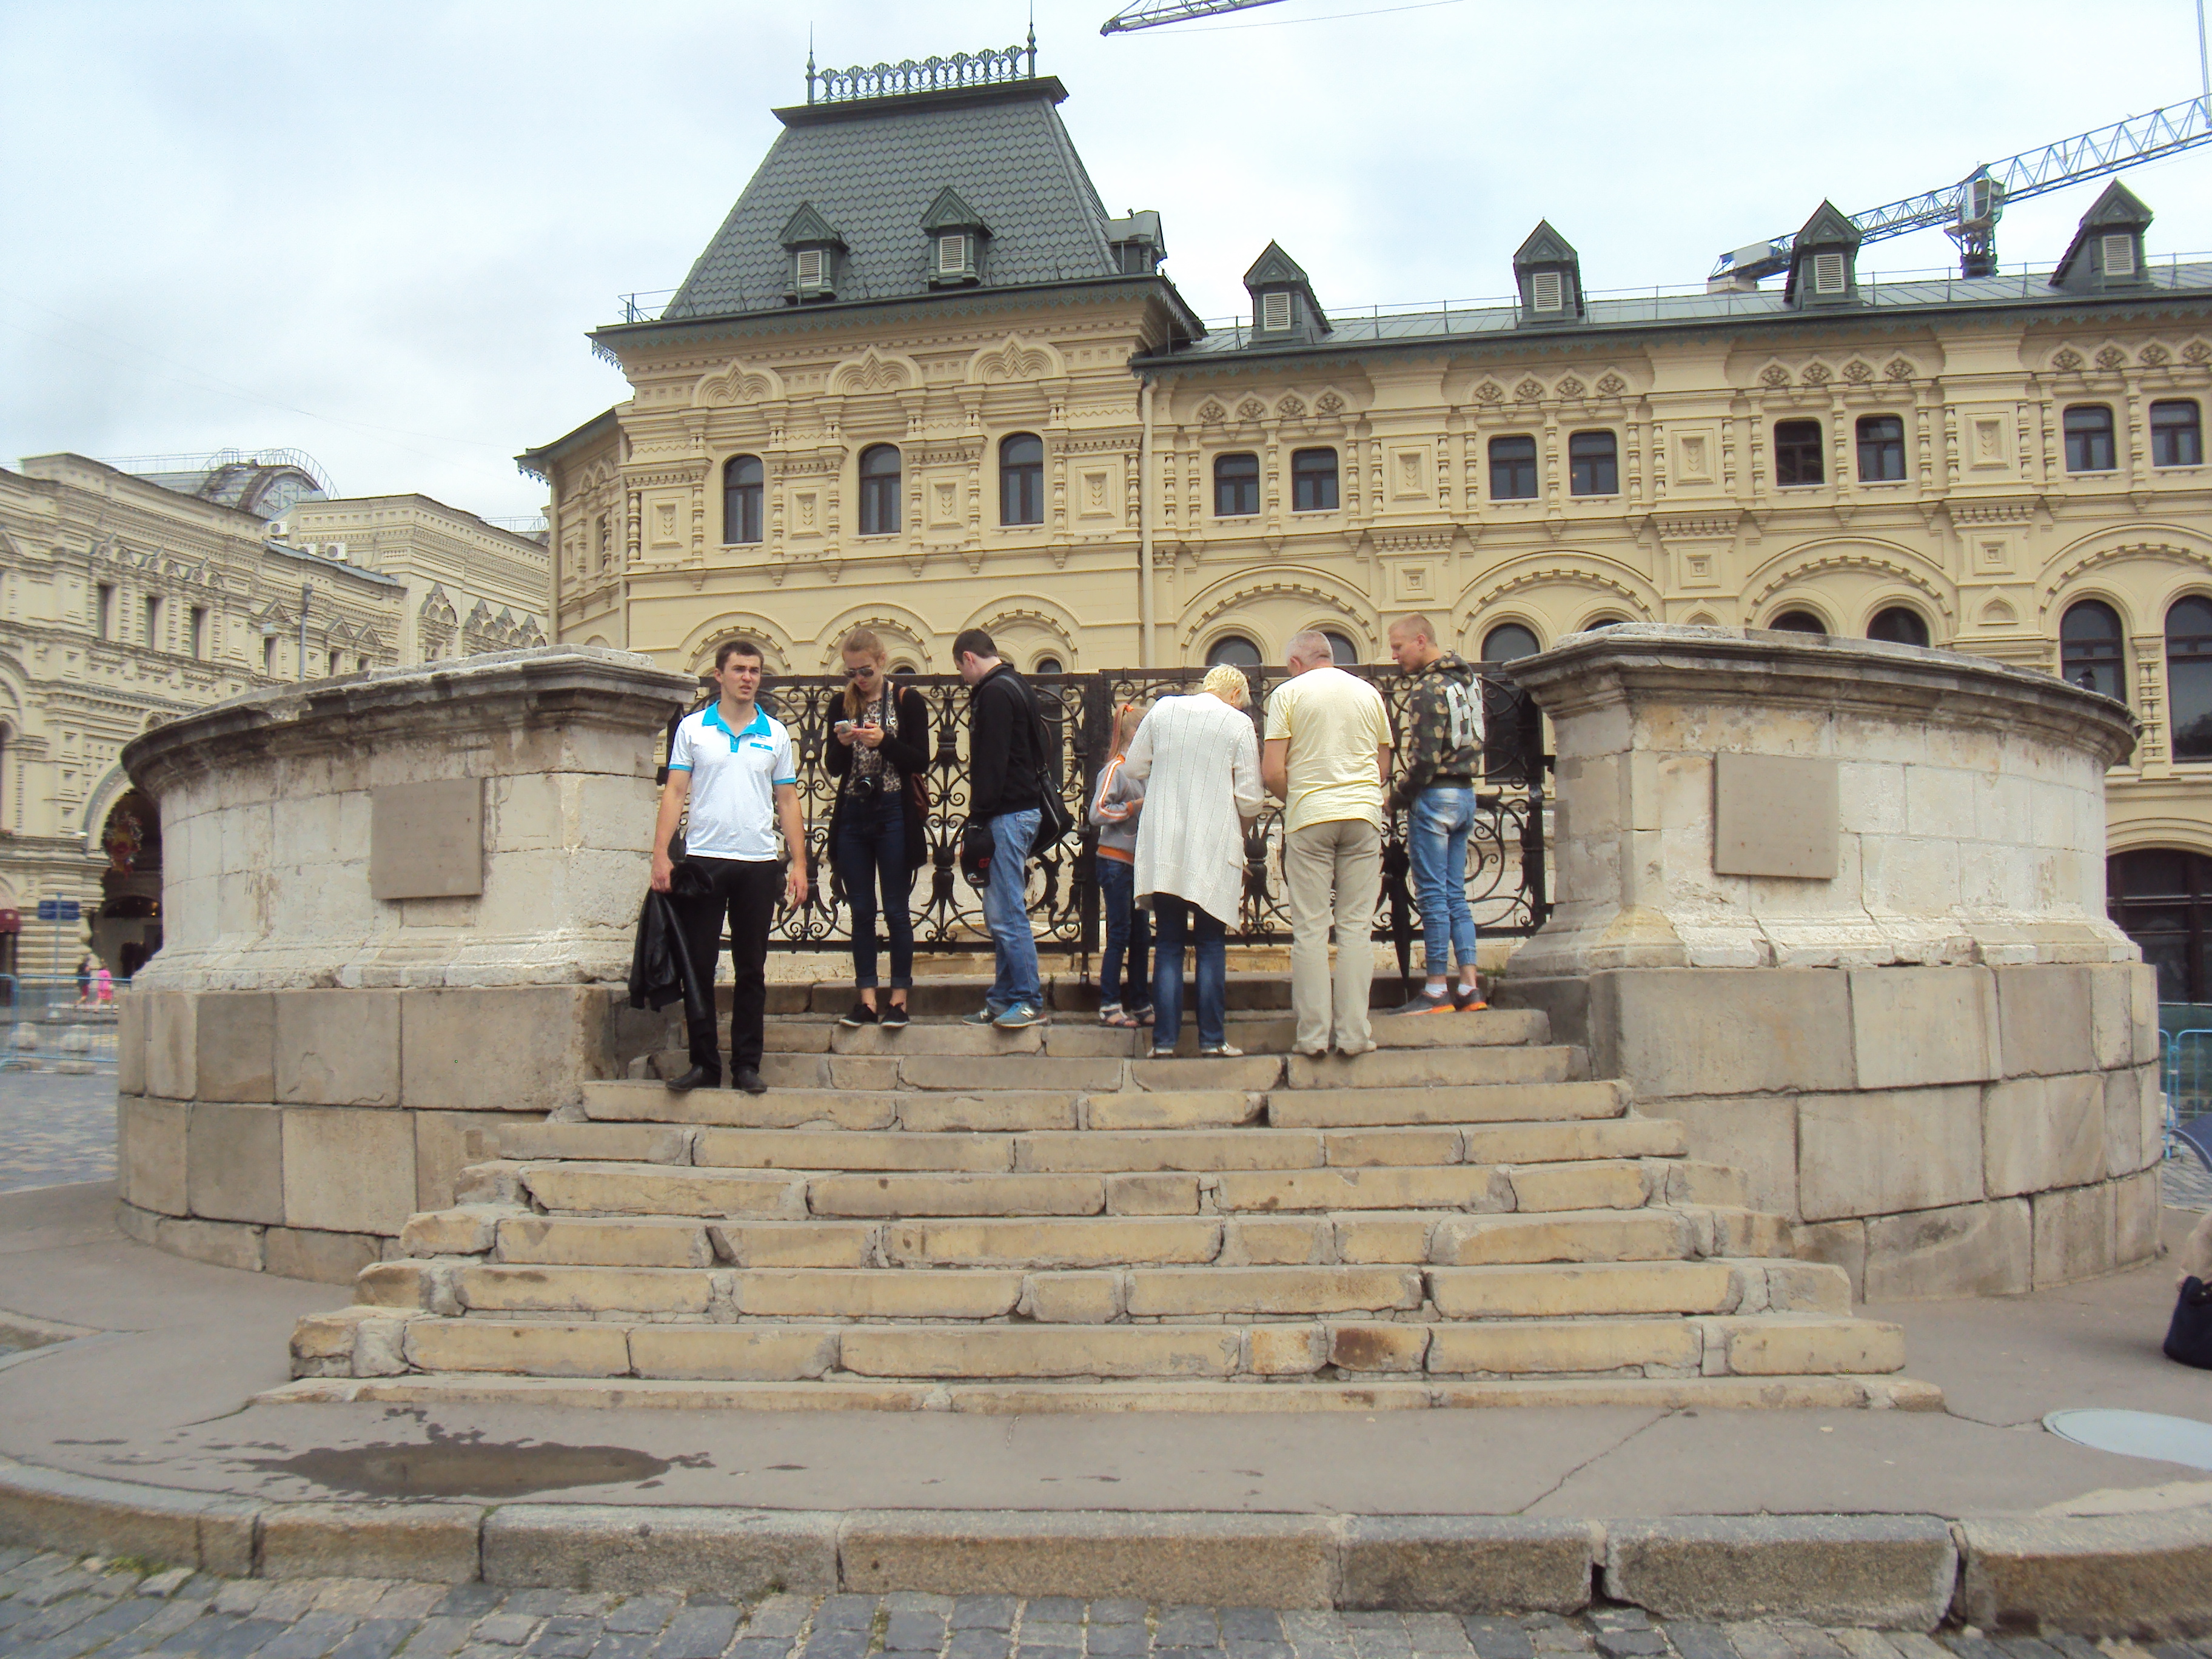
[966,663,1044,821]
[627,876,712,1037]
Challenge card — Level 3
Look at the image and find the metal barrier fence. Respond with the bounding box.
[0,976,127,1073]
[749,664,1549,987]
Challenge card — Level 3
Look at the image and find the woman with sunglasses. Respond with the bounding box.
[825,628,931,1027]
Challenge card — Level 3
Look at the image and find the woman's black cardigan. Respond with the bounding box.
[824,682,933,872]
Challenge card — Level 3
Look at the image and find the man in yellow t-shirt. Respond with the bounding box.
[1261,631,1392,1056]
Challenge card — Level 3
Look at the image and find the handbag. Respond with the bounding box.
[2165,1276,2212,1369]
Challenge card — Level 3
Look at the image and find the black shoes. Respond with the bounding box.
[840,1001,879,1028]
[732,1066,769,1095]
[878,1003,910,1029]
[664,1065,719,1093]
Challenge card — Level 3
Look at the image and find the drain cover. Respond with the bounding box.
[2045,1409,2212,1470]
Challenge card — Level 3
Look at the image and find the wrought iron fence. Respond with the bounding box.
[733,665,1549,982]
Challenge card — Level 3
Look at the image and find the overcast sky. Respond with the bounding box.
[4,0,2208,523]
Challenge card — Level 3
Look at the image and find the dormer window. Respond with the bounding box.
[920,186,988,289]
[1261,290,1292,331]
[1512,221,1584,326]
[779,201,846,304]
[937,235,970,278]
[1241,241,1329,344]
[2052,181,2153,295]
[2103,233,2136,277]
[1812,252,1848,295]
[1783,200,1862,310]
[1531,271,1564,312]
[796,248,827,289]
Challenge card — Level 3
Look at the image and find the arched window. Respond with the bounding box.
[723,455,763,544]
[1214,453,1259,517]
[1857,415,1906,481]
[1000,434,1044,526]
[1291,448,1338,512]
[1481,624,1541,662]
[2065,405,2116,473]
[857,444,902,536]
[1033,655,1063,675]
[2110,849,2212,1001]
[1489,436,1538,500]
[1867,606,1930,647]
[1769,610,1827,634]
[1321,631,1359,666]
[2060,600,2125,699]
[2167,596,2212,760]
[1205,634,1262,668]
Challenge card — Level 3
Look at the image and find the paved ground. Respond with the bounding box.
[0,1073,116,1197]
[0,1550,2122,1659]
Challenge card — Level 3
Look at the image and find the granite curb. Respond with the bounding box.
[2,1453,2208,1634]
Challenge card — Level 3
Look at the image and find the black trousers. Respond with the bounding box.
[676,856,782,1079]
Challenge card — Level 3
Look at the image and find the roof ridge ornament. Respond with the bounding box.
[806,24,1038,104]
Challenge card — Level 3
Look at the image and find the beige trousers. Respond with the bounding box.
[1284,816,1382,1055]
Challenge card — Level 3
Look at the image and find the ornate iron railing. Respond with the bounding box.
[734,666,1548,983]
[807,38,1037,105]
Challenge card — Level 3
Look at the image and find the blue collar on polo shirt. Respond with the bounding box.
[702,703,772,742]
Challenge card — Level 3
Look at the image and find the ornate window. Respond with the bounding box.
[1489,435,1538,500]
[2060,599,2126,700]
[857,444,902,537]
[1214,452,1260,517]
[1481,623,1540,662]
[1321,631,1359,666]
[1000,434,1044,526]
[1205,634,1261,668]
[2167,595,2212,760]
[1567,430,1617,496]
[1856,415,1907,481]
[1867,606,1930,647]
[723,455,763,545]
[2109,849,2212,1002]
[1290,448,1339,512]
[1769,611,1827,634]
[1774,419,1825,486]
[2064,404,2116,472]
[2153,400,2204,468]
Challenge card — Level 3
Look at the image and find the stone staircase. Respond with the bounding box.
[271,988,1939,1412]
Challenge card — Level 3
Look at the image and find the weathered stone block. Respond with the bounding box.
[282,1105,418,1236]
[883,1218,1220,1268]
[1426,1319,1700,1375]
[1797,1087,1983,1222]
[1215,1167,1509,1213]
[1104,1173,1201,1215]
[734,1267,1017,1320]
[405,1318,630,1376]
[186,1101,285,1225]
[1510,1160,1650,1212]
[458,1264,712,1315]
[1427,1262,1735,1319]
[628,1326,840,1381]
[1327,1322,1430,1372]
[1996,965,2097,1078]
[1848,967,1997,1089]
[276,989,400,1107]
[1760,1261,1853,1313]
[153,1214,263,1273]
[1431,1211,1691,1267]
[403,1207,501,1257]
[263,1226,383,1285]
[116,992,146,1097]
[1221,1218,1327,1264]
[259,1502,481,1583]
[1340,1515,1595,1613]
[709,1221,874,1269]
[401,985,606,1112]
[1708,1316,1904,1375]
[1985,1073,2106,1198]
[498,1216,708,1267]
[2116,1168,2162,1267]
[524,1164,798,1219]
[1246,1324,1326,1375]
[483,1504,838,1594]
[1956,1510,2212,1637]
[2087,963,2139,1071]
[1863,1199,2030,1299]
[1603,1515,1957,1628]
[192,993,275,1104]
[144,991,196,1102]
[2033,1181,2117,1288]
[1125,1265,1421,1318]
[1605,969,1854,1098]
[839,1325,1241,1379]
[414,1109,503,1213]
[117,1094,187,1216]
[1018,1272,1124,1324]
[1660,1096,1797,1216]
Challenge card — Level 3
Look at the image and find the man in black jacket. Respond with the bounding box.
[955,628,1046,1028]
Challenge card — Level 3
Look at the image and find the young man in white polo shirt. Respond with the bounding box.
[650,639,808,1094]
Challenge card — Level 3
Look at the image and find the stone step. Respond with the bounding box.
[266,1369,1945,1412]
[766,1007,1551,1059]
[298,1307,1905,1385]
[1281,1047,1583,1089]
[1265,1079,1628,1128]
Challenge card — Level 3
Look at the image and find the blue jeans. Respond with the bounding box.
[833,788,914,990]
[1151,896,1226,1050]
[1096,857,1151,1013]
[1407,785,1478,977]
[982,808,1042,1014]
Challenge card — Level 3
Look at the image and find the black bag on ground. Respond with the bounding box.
[2163,1276,2212,1369]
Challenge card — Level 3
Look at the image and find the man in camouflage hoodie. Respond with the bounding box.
[1385,614,1486,1014]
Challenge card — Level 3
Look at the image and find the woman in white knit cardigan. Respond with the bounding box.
[1122,664,1265,1057]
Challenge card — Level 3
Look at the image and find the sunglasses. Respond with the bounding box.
[849,665,880,679]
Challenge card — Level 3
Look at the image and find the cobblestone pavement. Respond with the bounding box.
[0,1552,2182,1659]
[2162,1146,2212,1211]
[0,1070,117,1196]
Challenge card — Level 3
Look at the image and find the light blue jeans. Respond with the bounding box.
[1407,786,1478,977]
[982,808,1042,1013]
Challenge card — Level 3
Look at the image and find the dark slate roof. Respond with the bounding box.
[664,79,1117,320]
[1147,260,2212,366]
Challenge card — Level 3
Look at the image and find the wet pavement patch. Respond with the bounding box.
[234,1433,701,1498]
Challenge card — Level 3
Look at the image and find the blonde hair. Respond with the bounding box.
[1111,697,1153,754]
[839,628,889,719]
[1202,663,1252,708]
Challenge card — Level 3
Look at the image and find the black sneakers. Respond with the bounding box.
[840,1002,879,1028]
[878,1003,910,1029]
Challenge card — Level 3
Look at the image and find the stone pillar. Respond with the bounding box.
[1500,625,2162,1298]
[110,647,696,1281]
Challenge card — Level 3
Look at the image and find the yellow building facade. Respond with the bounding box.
[525,61,2212,996]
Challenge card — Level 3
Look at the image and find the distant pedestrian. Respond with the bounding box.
[73,955,91,1007]
[649,639,808,1095]
[954,629,1047,1030]
[93,964,113,1006]
[1126,666,1264,1058]
[1262,631,1392,1058]
[826,628,930,1031]
[1090,699,1155,1029]
[1386,613,1486,1015]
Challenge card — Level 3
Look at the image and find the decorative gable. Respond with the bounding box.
[2052,181,2153,295]
[1242,241,1330,344]
[1513,220,1584,326]
[1783,200,1863,310]
[920,186,990,288]
[779,201,848,302]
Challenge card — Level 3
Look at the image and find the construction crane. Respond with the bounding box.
[1101,0,1284,34]
[1710,95,2212,289]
